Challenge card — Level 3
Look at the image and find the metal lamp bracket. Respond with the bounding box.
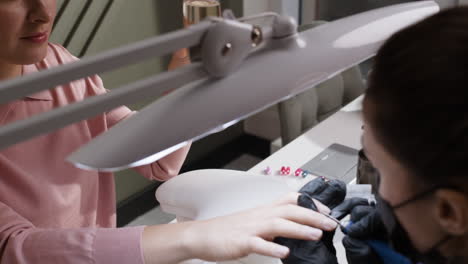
[201,12,298,77]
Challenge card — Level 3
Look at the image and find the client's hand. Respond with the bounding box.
[168,48,190,71]
[183,192,339,262]
[142,189,339,264]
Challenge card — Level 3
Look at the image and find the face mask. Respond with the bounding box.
[375,186,457,264]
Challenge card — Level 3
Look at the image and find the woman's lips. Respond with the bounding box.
[21,32,48,43]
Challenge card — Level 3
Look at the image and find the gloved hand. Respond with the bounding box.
[340,202,413,264]
[274,177,347,264]
[340,204,386,264]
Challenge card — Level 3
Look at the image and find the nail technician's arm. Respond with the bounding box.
[142,193,339,264]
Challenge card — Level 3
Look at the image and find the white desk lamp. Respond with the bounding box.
[0,1,438,172]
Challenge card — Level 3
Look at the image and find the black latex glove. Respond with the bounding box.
[299,177,347,209]
[340,204,387,264]
[274,177,346,264]
[330,197,371,220]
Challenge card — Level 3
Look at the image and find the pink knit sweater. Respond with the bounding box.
[0,43,190,263]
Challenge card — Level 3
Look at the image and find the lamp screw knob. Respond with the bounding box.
[221,43,232,56]
[251,26,262,47]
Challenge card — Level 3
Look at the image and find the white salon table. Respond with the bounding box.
[157,96,364,264]
[249,96,363,185]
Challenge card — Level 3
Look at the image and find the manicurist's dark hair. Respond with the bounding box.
[364,7,468,185]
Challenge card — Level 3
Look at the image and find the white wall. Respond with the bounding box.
[243,0,270,16]
[302,0,318,24]
[436,0,459,8]
[270,0,300,21]
[243,0,300,21]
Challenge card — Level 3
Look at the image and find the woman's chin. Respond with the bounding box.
[12,41,48,63]
[16,50,48,65]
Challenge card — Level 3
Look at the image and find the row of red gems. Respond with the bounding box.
[263,166,310,178]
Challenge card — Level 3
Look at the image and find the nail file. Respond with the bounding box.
[319,212,346,230]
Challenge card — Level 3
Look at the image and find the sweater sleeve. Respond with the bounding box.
[0,201,145,264]
[84,74,190,181]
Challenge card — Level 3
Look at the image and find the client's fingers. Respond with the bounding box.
[261,218,323,241]
[277,204,338,231]
[275,192,300,205]
[313,199,331,215]
[276,193,330,214]
[248,237,290,259]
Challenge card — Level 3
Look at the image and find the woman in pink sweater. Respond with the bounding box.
[0,1,338,263]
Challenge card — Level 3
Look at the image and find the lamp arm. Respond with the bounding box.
[0,12,294,150]
[0,64,206,149]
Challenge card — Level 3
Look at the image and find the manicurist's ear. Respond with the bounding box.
[433,189,468,236]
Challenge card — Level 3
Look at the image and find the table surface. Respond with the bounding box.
[249,96,364,188]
